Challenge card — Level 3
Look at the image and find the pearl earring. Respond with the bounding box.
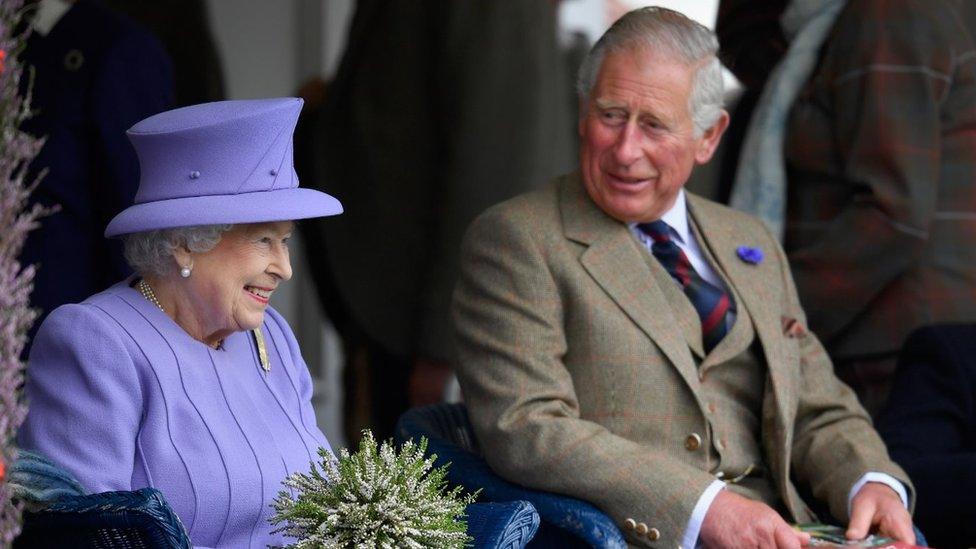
[180,265,192,278]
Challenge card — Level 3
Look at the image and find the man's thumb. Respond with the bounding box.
[846,500,874,540]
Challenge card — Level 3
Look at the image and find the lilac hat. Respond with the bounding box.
[105,97,342,237]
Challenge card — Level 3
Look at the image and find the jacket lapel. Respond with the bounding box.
[559,175,701,395]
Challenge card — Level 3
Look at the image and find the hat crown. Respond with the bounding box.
[105,97,342,238]
[128,98,301,204]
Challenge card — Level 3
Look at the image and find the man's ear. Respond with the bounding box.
[694,109,730,164]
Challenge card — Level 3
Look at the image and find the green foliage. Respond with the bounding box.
[271,432,476,549]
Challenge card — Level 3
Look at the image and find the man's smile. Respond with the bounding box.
[604,171,656,191]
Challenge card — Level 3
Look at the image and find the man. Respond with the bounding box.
[453,8,915,548]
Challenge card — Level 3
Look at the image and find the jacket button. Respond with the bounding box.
[685,433,702,451]
[647,527,661,541]
[635,522,649,536]
[624,518,636,531]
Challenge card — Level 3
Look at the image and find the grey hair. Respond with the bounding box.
[123,224,233,277]
[576,6,724,136]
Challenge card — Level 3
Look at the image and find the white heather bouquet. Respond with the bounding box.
[0,0,52,544]
[271,432,476,549]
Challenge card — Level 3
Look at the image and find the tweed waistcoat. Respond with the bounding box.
[700,319,781,508]
[640,220,781,508]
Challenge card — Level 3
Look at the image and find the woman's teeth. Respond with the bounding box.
[245,286,271,299]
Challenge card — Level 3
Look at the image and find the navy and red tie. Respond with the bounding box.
[638,220,732,353]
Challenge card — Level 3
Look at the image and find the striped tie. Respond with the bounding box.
[638,220,732,353]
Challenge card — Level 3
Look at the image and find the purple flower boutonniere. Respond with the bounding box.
[736,246,764,265]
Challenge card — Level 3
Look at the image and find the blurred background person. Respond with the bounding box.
[713,0,786,204]
[300,0,577,442]
[19,0,173,349]
[877,324,976,549]
[104,0,226,106]
[727,0,976,415]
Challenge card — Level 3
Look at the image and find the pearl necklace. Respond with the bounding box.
[137,279,164,312]
[137,278,227,352]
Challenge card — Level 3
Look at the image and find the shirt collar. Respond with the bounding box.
[660,190,690,244]
[628,190,690,244]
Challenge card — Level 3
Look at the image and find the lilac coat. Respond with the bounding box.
[20,280,332,548]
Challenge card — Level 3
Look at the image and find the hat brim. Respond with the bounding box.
[104,188,343,237]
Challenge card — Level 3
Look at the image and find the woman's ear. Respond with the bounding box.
[170,241,193,274]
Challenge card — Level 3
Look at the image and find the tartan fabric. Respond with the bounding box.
[453,173,912,547]
[637,221,732,353]
[782,0,976,358]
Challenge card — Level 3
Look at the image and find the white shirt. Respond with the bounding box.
[630,191,908,547]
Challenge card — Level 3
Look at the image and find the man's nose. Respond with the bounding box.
[612,122,643,165]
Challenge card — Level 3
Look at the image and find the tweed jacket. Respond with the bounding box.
[783,0,976,359]
[453,174,911,547]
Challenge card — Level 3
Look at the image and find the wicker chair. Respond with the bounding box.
[10,451,190,549]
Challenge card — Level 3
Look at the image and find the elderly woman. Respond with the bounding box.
[19,98,342,548]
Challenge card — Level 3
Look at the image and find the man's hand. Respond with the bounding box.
[846,482,915,544]
[701,490,811,548]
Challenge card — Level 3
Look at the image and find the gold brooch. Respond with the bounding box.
[252,328,271,373]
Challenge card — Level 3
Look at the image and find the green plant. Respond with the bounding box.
[271,432,476,549]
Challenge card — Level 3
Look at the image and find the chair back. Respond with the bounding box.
[10,451,191,549]
[396,401,480,453]
[16,488,192,549]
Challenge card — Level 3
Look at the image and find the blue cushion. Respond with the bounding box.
[8,450,86,507]
[466,501,540,549]
[396,404,627,548]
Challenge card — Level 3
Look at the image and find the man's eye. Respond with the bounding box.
[641,119,664,131]
[601,110,626,124]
